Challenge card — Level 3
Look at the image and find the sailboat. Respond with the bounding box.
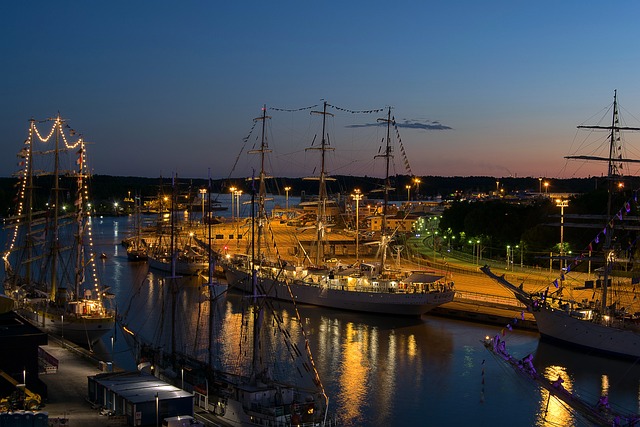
[126,194,148,261]
[225,104,455,316]
[147,177,209,276]
[120,179,333,426]
[2,116,115,346]
[482,90,640,359]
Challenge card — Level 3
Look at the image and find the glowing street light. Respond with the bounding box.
[544,181,549,195]
[413,177,421,199]
[556,198,569,271]
[234,190,243,248]
[284,186,291,211]
[352,189,363,262]
[229,186,237,224]
[538,177,543,194]
[405,185,411,201]
[200,188,207,224]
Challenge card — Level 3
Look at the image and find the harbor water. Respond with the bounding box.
[80,214,640,427]
[3,201,640,427]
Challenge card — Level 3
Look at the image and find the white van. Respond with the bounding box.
[162,415,204,427]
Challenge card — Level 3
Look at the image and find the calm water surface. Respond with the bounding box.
[31,215,640,426]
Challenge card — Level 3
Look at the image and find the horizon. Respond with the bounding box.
[3,2,640,180]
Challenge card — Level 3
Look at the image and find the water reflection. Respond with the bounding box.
[78,217,640,426]
[534,340,640,419]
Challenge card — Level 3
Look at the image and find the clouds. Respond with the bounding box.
[346,119,452,131]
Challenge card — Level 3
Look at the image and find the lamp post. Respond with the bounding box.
[111,335,114,364]
[538,177,543,194]
[234,190,242,248]
[406,185,411,201]
[506,245,511,270]
[352,189,363,262]
[229,186,236,224]
[556,198,569,271]
[155,392,159,427]
[235,190,242,219]
[544,181,549,195]
[181,367,184,390]
[200,188,207,224]
[413,177,421,199]
[284,186,291,211]
[61,315,64,347]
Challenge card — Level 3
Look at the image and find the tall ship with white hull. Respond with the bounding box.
[225,104,454,316]
[2,116,115,347]
[482,91,640,359]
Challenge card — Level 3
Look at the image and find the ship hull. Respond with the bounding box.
[531,305,640,359]
[148,256,208,276]
[19,306,114,346]
[225,267,454,316]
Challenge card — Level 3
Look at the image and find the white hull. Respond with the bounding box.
[530,305,640,359]
[148,256,208,276]
[19,306,114,346]
[225,267,454,316]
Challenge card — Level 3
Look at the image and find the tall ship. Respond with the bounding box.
[482,91,640,359]
[225,104,455,316]
[147,177,209,276]
[120,227,333,425]
[2,116,115,347]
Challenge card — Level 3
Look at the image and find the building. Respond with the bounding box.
[88,372,195,427]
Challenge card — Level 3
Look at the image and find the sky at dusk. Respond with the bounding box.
[3,1,640,181]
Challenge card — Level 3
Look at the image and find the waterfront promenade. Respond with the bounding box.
[38,337,126,426]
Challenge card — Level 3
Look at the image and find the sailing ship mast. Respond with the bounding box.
[307,101,335,265]
[249,105,272,262]
[376,107,394,270]
[567,90,640,316]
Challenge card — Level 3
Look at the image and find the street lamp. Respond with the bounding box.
[235,190,242,217]
[413,177,421,199]
[538,177,543,194]
[61,315,64,346]
[234,190,242,247]
[506,245,511,270]
[352,189,363,262]
[544,181,549,195]
[229,186,236,225]
[284,186,291,211]
[556,198,569,271]
[200,188,207,224]
[405,185,411,202]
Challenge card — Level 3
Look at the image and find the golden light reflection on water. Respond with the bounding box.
[339,322,369,422]
[535,365,575,427]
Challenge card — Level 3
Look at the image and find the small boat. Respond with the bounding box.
[2,116,115,347]
[225,104,455,315]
